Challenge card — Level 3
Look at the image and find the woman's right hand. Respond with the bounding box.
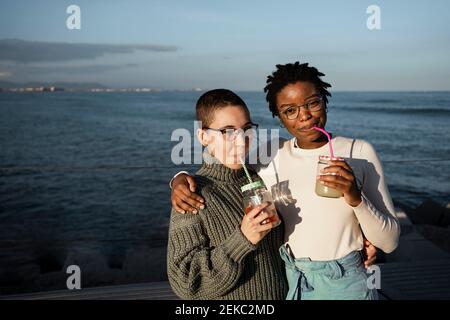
[241,202,278,245]
[171,173,205,214]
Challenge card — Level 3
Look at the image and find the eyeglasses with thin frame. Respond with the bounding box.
[202,123,259,141]
[279,96,324,120]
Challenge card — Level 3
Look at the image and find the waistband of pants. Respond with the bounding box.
[279,245,364,299]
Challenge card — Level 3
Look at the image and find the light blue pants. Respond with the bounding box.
[279,245,378,300]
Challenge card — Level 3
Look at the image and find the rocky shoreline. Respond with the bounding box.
[403,200,450,255]
[380,200,450,263]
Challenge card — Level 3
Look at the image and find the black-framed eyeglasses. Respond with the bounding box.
[279,96,324,120]
[202,123,259,141]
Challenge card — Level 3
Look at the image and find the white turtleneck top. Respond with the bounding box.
[252,136,400,260]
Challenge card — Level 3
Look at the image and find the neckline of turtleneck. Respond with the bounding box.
[197,152,248,183]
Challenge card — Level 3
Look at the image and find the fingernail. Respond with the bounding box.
[192,209,198,214]
[199,205,205,209]
[320,181,325,184]
[180,210,185,214]
[200,199,204,203]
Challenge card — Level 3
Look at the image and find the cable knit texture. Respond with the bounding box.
[167,157,287,300]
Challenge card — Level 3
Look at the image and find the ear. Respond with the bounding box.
[196,128,209,147]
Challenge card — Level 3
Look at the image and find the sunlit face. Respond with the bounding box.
[197,106,255,170]
[276,81,327,143]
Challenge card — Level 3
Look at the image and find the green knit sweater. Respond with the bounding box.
[167,161,288,300]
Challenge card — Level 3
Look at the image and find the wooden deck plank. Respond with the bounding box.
[0,281,179,300]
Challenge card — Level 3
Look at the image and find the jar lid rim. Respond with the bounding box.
[319,155,342,160]
[241,180,264,192]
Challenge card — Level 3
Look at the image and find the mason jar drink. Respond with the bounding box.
[241,180,280,226]
[315,155,343,198]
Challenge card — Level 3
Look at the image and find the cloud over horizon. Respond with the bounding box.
[0,39,178,63]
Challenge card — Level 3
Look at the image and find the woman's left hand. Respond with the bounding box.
[317,158,362,207]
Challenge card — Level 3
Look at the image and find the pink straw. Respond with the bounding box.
[312,125,335,158]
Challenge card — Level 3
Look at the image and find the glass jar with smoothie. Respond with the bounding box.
[315,155,343,198]
[241,180,281,226]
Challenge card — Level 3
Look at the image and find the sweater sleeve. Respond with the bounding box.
[352,140,401,253]
[167,208,257,299]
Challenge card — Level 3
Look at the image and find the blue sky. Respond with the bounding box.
[0,0,449,90]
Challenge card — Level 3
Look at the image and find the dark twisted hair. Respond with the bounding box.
[263,62,332,118]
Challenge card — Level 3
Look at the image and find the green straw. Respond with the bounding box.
[240,156,253,184]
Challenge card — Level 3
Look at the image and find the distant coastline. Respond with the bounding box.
[0,80,204,93]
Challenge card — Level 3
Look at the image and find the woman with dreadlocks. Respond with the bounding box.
[170,62,400,300]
